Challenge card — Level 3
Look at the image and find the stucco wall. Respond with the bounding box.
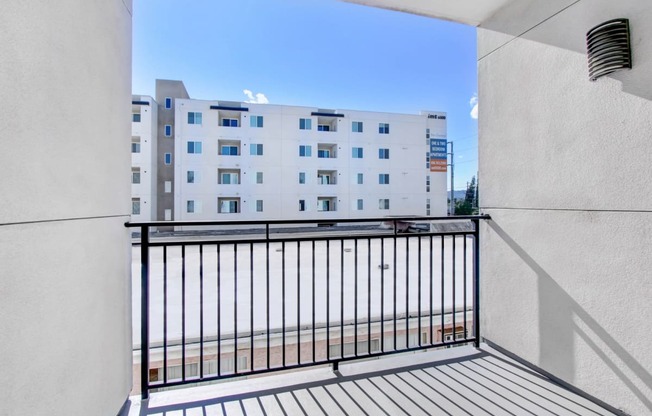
[0,1,133,414]
[479,1,652,414]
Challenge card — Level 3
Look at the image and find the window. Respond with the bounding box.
[299,145,312,157]
[352,121,363,133]
[317,124,330,132]
[221,145,239,156]
[256,172,263,184]
[218,198,239,213]
[426,151,430,168]
[352,147,363,158]
[379,174,390,184]
[426,175,430,192]
[164,181,172,193]
[165,97,172,109]
[379,123,390,134]
[299,118,312,130]
[216,356,248,373]
[131,137,140,153]
[187,170,199,184]
[187,200,195,213]
[328,339,380,358]
[357,173,363,184]
[187,141,202,154]
[299,172,306,184]
[317,198,335,212]
[379,148,390,159]
[188,112,202,125]
[357,199,364,210]
[250,115,263,128]
[256,200,264,212]
[250,143,263,155]
[131,168,141,184]
[318,173,331,185]
[132,198,140,215]
[220,172,239,184]
[132,113,141,123]
[318,149,330,158]
[222,118,238,127]
[379,199,390,210]
[164,124,172,137]
[166,363,199,380]
[164,209,172,221]
[318,199,330,211]
[426,128,430,139]
[426,198,431,216]
[299,200,306,211]
[164,153,172,164]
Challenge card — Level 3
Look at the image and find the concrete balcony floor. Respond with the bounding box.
[127,344,616,416]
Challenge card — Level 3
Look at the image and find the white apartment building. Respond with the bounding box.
[131,95,157,221]
[133,80,448,222]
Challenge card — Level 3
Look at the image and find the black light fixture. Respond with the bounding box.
[586,18,632,81]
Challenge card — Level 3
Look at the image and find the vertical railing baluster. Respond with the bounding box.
[181,244,186,381]
[354,239,358,357]
[266,223,270,369]
[163,245,168,384]
[250,242,254,372]
[367,238,371,356]
[217,244,221,376]
[418,236,422,347]
[380,237,385,353]
[429,235,433,345]
[140,225,150,399]
[405,237,409,349]
[297,241,301,365]
[393,231,397,351]
[311,240,315,363]
[326,240,330,362]
[452,235,456,343]
[440,236,445,344]
[200,244,204,379]
[464,233,468,340]
[340,240,344,360]
[473,219,481,348]
[234,244,238,374]
[282,241,286,368]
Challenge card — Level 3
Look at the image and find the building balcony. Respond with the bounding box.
[125,216,621,415]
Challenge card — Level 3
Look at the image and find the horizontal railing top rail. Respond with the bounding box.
[125,214,491,228]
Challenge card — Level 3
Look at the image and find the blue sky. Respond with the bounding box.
[133,0,478,191]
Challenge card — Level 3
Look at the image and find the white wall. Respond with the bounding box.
[0,1,132,414]
[479,1,652,414]
[171,98,447,221]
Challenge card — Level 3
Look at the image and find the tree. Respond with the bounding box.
[455,176,478,215]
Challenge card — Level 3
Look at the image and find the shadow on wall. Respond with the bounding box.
[487,220,652,414]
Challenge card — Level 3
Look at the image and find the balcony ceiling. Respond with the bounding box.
[342,0,515,26]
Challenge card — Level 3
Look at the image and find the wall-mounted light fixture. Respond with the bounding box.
[587,18,632,81]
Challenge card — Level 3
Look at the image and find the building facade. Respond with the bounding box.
[132,80,448,222]
[131,95,158,222]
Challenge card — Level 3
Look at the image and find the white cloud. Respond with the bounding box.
[243,89,269,104]
[469,94,478,119]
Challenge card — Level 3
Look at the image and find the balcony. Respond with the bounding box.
[125,216,621,415]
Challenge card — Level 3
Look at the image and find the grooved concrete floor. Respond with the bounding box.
[128,345,617,415]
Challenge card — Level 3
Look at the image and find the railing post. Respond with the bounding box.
[140,225,150,400]
[472,219,481,348]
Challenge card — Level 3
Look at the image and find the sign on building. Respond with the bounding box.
[430,138,447,172]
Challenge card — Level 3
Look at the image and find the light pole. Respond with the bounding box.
[448,141,454,215]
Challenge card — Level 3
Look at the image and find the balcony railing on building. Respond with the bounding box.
[128,215,487,399]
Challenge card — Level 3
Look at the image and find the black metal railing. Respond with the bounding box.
[126,215,489,399]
